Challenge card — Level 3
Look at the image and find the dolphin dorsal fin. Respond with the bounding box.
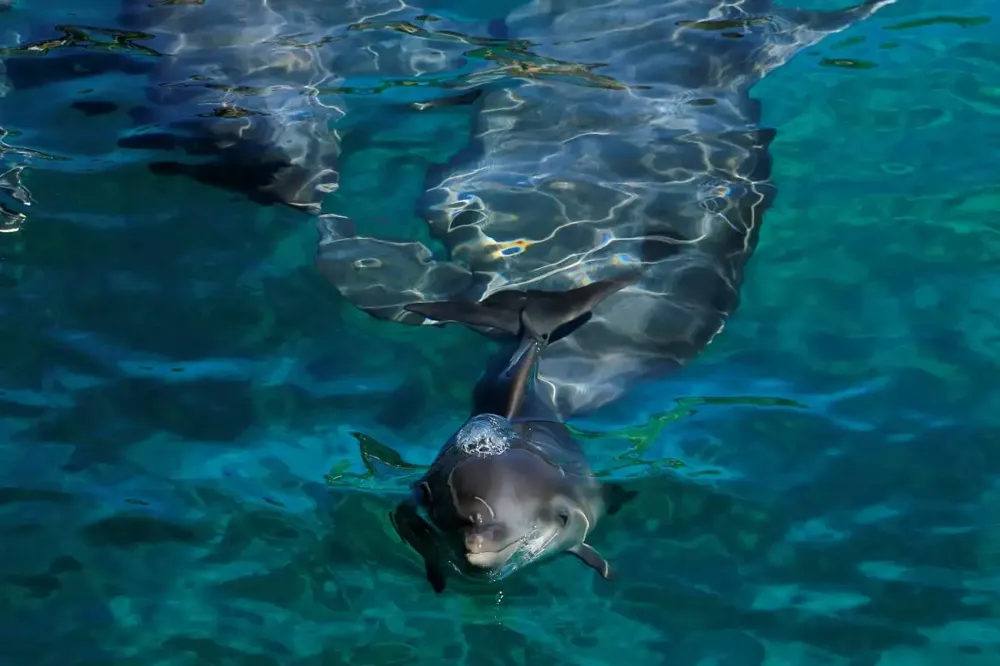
[500,337,540,420]
[404,271,640,346]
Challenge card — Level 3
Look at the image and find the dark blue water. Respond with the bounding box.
[1,1,998,664]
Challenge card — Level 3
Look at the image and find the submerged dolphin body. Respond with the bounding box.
[0,1,512,209]
[392,274,640,592]
[317,0,898,418]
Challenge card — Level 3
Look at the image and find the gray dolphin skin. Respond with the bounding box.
[315,0,898,590]
[391,273,640,592]
[317,0,898,419]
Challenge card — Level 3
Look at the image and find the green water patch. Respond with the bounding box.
[884,16,991,31]
[325,395,807,491]
[570,395,806,479]
[818,58,878,70]
[830,36,867,50]
[0,24,163,58]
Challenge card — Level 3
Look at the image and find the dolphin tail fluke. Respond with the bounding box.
[404,271,640,346]
[405,272,639,419]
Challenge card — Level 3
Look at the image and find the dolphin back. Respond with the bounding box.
[314,0,899,416]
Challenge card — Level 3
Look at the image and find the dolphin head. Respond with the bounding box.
[415,414,605,582]
[446,446,591,576]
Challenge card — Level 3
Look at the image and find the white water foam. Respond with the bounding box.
[455,414,515,457]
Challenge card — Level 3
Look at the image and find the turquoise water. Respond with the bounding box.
[1,0,999,664]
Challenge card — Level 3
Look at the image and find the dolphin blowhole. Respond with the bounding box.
[455,414,515,457]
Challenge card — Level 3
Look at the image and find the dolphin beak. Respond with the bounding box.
[465,532,489,555]
[465,552,499,567]
[464,535,519,569]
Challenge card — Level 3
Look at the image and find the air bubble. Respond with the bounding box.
[455,414,515,457]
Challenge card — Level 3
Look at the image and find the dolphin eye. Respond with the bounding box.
[418,482,432,504]
[557,509,570,526]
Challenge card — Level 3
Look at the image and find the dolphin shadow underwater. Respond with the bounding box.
[0,0,504,210]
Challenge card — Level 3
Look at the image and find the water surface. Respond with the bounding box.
[1,1,998,665]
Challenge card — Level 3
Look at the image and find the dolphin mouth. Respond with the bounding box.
[505,530,558,571]
[465,527,560,581]
[464,538,521,569]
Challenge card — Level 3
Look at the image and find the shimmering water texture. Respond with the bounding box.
[1,0,999,665]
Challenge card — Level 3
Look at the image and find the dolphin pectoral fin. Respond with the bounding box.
[602,483,639,517]
[423,557,447,594]
[389,501,448,594]
[569,543,612,580]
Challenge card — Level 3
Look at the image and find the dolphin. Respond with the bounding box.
[317,0,899,418]
[320,0,898,589]
[0,1,512,210]
[390,273,640,592]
